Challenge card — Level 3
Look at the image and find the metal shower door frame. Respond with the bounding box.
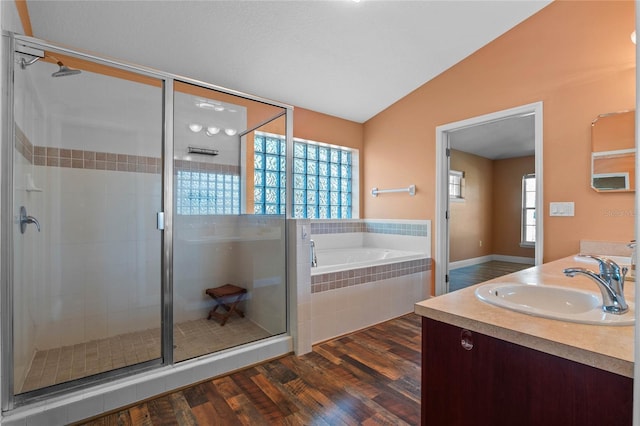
[0,32,175,410]
[0,31,294,412]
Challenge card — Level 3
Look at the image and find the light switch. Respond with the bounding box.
[549,202,575,217]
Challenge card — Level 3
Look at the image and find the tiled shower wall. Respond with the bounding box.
[16,124,239,176]
[15,110,167,354]
[21,143,163,350]
[15,125,284,354]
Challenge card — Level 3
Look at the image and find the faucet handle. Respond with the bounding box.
[577,254,620,276]
[620,266,628,290]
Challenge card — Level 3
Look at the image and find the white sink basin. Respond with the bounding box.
[475,282,634,325]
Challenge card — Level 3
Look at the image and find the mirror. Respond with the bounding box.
[591,110,635,192]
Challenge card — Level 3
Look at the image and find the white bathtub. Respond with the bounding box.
[312,247,426,275]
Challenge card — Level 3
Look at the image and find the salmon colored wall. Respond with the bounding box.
[293,107,363,151]
[449,150,493,262]
[363,1,635,272]
[591,110,634,152]
[492,156,536,259]
[450,153,536,262]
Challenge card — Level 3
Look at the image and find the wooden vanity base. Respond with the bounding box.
[422,318,633,425]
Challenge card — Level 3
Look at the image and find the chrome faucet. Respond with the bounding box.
[310,239,318,268]
[563,255,628,314]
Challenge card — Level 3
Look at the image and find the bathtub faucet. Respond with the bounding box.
[310,239,318,268]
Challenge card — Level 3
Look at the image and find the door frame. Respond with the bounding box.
[434,102,544,296]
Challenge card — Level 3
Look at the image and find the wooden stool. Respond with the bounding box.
[205,284,247,326]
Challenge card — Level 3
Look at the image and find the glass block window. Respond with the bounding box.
[254,134,287,215]
[176,170,240,215]
[254,132,353,218]
[521,173,536,246]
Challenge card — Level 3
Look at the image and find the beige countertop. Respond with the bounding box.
[414,256,635,378]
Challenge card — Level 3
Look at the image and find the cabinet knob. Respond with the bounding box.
[460,329,474,350]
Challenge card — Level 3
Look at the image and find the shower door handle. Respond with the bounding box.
[20,206,41,234]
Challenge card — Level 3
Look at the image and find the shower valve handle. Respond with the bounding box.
[20,206,41,234]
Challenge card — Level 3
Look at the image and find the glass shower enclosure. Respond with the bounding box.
[1,34,291,410]
[172,82,289,362]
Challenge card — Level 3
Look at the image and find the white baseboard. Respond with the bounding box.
[493,254,536,265]
[450,254,535,270]
[449,255,494,270]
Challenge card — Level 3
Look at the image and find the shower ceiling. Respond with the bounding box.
[18,0,552,123]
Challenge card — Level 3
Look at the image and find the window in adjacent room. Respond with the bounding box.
[449,170,464,201]
[254,132,355,218]
[521,173,536,247]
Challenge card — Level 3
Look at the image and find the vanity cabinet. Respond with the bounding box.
[422,318,633,425]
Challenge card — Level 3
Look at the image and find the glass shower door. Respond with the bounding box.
[172,82,288,362]
[11,49,164,396]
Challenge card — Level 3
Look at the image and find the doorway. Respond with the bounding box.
[434,102,543,295]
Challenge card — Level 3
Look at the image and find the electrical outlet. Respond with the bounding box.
[479,240,482,247]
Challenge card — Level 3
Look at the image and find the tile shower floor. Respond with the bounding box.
[20,317,271,393]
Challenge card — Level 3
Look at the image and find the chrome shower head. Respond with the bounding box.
[52,61,81,77]
[19,56,40,69]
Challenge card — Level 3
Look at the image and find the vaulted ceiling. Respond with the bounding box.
[21,0,551,124]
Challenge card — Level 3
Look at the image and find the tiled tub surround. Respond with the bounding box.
[304,219,431,346]
[310,220,429,237]
[311,258,430,293]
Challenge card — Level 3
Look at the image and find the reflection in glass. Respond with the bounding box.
[591,111,635,192]
[522,174,536,245]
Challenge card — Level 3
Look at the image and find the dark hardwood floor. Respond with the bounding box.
[78,314,421,425]
[448,260,532,292]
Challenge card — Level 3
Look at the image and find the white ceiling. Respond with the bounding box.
[449,114,535,160]
[23,0,551,124]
